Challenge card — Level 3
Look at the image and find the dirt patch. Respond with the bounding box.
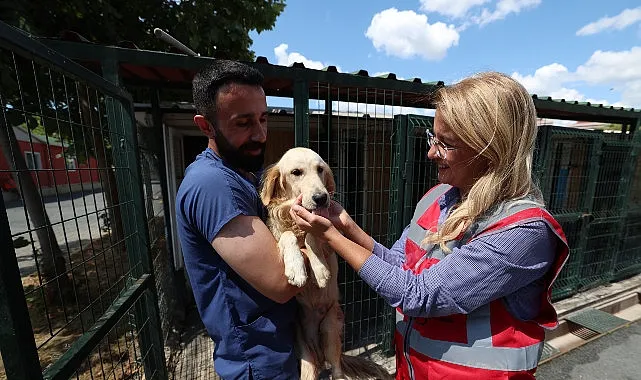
[1,233,146,380]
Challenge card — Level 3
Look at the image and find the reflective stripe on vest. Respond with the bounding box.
[397,320,543,371]
[395,306,543,371]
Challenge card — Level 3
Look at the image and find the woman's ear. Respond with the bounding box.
[260,164,283,206]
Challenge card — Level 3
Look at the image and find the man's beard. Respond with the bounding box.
[213,128,266,173]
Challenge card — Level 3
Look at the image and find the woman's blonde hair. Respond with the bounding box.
[423,71,543,251]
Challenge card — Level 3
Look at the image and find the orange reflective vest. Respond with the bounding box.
[395,184,569,380]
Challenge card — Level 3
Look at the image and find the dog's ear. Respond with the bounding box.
[323,164,336,196]
[260,164,284,206]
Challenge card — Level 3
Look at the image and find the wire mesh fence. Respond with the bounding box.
[580,216,623,289]
[549,213,585,300]
[305,84,425,352]
[537,127,601,215]
[136,115,184,348]
[629,153,641,210]
[592,140,635,216]
[614,210,641,281]
[1,24,166,380]
[402,115,439,218]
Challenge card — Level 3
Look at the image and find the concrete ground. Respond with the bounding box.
[537,319,641,380]
[167,307,219,380]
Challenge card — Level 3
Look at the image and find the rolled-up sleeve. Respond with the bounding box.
[358,221,557,318]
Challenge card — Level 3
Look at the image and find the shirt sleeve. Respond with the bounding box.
[358,220,557,318]
[370,226,408,267]
[177,166,259,244]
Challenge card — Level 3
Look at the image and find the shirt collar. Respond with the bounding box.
[438,186,461,211]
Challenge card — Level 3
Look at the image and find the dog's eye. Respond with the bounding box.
[291,169,302,176]
[317,166,324,174]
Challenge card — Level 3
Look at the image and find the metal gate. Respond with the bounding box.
[0,22,167,379]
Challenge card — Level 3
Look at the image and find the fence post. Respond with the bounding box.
[388,115,408,246]
[101,59,168,380]
[534,125,551,194]
[294,79,310,148]
[401,118,417,228]
[584,134,604,213]
[620,119,641,209]
[0,196,44,380]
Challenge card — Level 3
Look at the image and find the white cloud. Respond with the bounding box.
[419,0,490,19]
[511,47,641,108]
[273,43,342,71]
[365,8,460,61]
[510,64,599,102]
[575,47,641,107]
[575,47,641,84]
[418,0,540,28]
[474,0,541,26]
[576,7,641,36]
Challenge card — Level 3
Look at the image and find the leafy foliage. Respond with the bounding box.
[1,0,286,60]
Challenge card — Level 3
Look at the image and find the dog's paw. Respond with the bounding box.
[284,255,307,287]
[312,264,331,288]
[286,266,307,287]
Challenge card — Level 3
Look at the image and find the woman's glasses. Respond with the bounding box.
[426,129,458,159]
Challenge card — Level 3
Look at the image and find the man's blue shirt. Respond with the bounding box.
[175,148,298,379]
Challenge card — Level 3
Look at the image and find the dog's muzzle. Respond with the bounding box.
[312,192,329,208]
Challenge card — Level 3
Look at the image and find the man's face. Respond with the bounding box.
[209,83,268,173]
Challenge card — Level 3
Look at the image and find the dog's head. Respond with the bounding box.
[260,147,336,210]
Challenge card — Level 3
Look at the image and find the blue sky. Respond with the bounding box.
[250,1,641,111]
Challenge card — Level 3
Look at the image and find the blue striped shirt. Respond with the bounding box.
[358,187,557,321]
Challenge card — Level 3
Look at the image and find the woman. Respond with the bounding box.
[290,72,569,379]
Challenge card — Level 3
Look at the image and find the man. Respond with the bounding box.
[175,60,301,379]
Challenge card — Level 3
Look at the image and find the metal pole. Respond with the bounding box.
[153,28,200,57]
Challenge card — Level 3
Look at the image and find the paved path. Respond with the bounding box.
[6,184,163,276]
[537,320,641,380]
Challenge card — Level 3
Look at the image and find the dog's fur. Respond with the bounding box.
[260,147,392,380]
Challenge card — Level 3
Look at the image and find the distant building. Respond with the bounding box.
[0,126,100,202]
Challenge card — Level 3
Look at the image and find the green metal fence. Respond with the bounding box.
[0,23,167,379]
[304,84,408,352]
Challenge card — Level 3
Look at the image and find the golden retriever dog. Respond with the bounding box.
[260,147,392,380]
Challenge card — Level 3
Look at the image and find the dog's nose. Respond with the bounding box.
[312,193,328,207]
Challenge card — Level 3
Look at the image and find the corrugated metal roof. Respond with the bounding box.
[257,56,639,117]
[531,94,637,114]
[256,55,444,86]
[35,35,641,124]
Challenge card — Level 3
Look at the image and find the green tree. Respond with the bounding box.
[1,0,286,60]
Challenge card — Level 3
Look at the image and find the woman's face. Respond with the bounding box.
[428,111,489,195]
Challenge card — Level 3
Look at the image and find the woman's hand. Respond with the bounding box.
[325,200,354,233]
[290,195,339,240]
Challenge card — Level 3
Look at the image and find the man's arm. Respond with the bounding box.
[212,214,302,304]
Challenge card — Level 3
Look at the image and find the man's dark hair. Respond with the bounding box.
[192,60,264,122]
